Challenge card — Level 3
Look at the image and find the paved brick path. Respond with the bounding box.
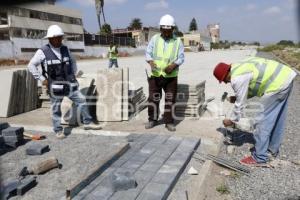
[73,134,200,200]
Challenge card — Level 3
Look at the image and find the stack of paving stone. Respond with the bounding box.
[40,86,51,108]
[61,77,96,126]
[0,69,38,117]
[175,81,206,119]
[1,124,24,148]
[128,87,147,118]
[96,67,141,122]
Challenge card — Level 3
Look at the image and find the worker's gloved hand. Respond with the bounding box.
[42,79,48,86]
[149,61,157,72]
[165,64,177,74]
[229,96,236,103]
[223,119,234,127]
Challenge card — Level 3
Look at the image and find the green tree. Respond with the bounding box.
[277,40,295,46]
[100,23,111,35]
[189,18,198,31]
[129,18,142,30]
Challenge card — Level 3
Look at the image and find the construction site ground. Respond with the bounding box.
[2,50,298,199]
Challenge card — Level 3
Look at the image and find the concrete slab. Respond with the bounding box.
[96,68,123,121]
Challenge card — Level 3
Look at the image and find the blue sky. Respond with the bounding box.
[57,0,300,43]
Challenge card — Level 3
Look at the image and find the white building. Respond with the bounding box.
[183,31,212,51]
[0,3,84,60]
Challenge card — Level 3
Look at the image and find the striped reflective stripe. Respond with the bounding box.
[169,39,179,64]
[47,60,61,65]
[252,62,267,96]
[260,64,284,95]
[51,84,64,89]
[153,35,160,60]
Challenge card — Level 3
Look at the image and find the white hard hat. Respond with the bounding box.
[44,25,64,39]
[159,14,175,29]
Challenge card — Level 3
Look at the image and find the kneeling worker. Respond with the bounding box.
[213,57,296,166]
[28,25,101,139]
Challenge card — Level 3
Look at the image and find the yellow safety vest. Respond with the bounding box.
[230,57,295,98]
[151,34,181,78]
[109,46,118,60]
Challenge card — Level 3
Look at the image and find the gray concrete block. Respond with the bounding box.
[88,186,114,200]
[122,160,144,171]
[0,122,9,134]
[176,138,200,153]
[148,135,170,145]
[2,127,24,137]
[129,152,151,163]
[17,176,37,196]
[111,171,137,191]
[109,181,147,200]
[139,162,163,173]
[122,67,129,121]
[151,165,180,185]
[134,170,156,183]
[136,182,169,200]
[26,143,50,155]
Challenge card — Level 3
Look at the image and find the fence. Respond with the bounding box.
[84,34,136,47]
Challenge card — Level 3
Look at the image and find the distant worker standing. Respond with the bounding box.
[108,42,119,68]
[213,56,296,166]
[28,25,101,139]
[145,14,185,132]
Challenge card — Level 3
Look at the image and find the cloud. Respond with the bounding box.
[216,6,227,14]
[263,6,281,15]
[145,0,168,11]
[106,0,127,5]
[245,4,256,11]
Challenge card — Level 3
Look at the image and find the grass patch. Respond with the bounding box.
[229,171,241,179]
[216,183,230,195]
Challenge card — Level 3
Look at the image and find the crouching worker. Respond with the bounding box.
[28,25,101,139]
[213,57,296,166]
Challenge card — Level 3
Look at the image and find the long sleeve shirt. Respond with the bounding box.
[27,44,77,82]
[230,70,297,122]
[145,34,184,66]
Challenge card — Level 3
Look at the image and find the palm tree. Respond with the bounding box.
[95,0,106,31]
[129,18,142,30]
[100,23,112,35]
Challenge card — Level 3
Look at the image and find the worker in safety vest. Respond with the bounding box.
[108,42,119,68]
[213,57,297,166]
[145,14,184,132]
[28,25,101,139]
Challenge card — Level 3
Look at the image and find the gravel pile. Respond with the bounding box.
[219,77,300,200]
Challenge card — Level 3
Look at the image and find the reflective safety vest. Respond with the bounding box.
[109,46,118,60]
[151,34,181,78]
[41,44,78,96]
[230,57,295,98]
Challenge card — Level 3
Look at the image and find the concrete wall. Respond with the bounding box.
[84,46,145,58]
[0,41,14,59]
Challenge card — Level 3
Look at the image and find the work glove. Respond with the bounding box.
[229,96,236,103]
[164,64,177,74]
[223,119,234,127]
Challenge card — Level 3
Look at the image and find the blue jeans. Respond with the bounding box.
[50,90,92,133]
[252,83,293,163]
[109,59,119,68]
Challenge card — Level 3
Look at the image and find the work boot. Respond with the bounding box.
[145,121,158,129]
[55,131,65,139]
[165,123,176,132]
[83,122,102,130]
